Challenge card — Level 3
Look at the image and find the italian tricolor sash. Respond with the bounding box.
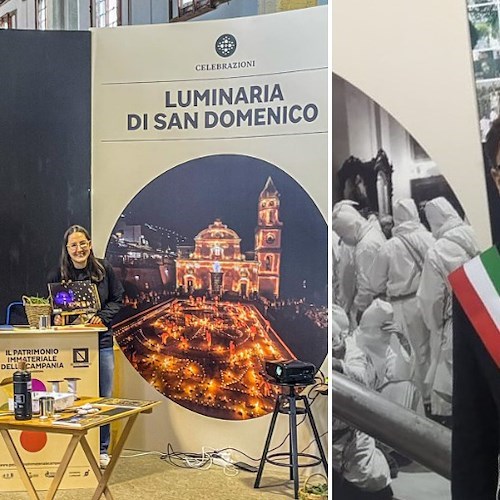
[448,246,500,368]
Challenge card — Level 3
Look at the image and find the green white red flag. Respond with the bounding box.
[449,246,500,368]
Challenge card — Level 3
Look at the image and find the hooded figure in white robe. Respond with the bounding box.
[417,197,480,416]
[332,202,359,318]
[369,199,435,404]
[332,305,392,493]
[355,299,419,411]
[332,203,386,323]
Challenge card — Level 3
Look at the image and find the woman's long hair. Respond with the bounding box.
[60,225,105,282]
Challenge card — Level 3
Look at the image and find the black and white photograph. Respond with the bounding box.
[332,74,480,500]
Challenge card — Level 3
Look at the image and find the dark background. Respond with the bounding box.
[0,30,91,323]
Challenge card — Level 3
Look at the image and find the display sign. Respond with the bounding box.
[0,330,99,491]
[92,7,328,422]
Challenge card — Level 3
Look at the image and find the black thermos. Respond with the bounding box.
[13,360,32,420]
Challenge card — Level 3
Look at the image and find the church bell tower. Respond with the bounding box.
[255,177,282,299]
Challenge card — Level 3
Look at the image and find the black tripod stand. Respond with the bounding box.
[254,382,328,499]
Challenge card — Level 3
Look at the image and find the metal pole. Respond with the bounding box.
[332,373,451,480]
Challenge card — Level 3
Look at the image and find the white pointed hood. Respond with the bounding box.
[393,198,419,225]
[424,197,463,239]
[355,299,393,378]
[332,202,369,246]
[393,198,427,236]
[424,197,480,268]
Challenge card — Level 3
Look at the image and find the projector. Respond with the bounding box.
[264,359,316,385]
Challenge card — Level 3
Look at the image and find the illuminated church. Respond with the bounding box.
[176,177,282,299]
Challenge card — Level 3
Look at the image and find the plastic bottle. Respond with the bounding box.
[13,360,32,420]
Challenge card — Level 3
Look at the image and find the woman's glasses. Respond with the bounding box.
[67,241,90,251]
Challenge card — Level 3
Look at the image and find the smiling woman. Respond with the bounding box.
[66,235,92,268]
[47,224,124,468]
[59,226,105,282]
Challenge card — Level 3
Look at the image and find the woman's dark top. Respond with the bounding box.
[47,259,124,349]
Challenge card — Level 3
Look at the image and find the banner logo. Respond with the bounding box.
[215,34,237,58]
[72,348,89,367]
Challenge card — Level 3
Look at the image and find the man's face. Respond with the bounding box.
[492,148,500,195]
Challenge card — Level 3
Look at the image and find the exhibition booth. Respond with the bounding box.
[2,0,498,498]
[0,5,329,498]
[91,5,328,467]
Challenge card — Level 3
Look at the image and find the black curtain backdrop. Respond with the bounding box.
[0,30,91,323]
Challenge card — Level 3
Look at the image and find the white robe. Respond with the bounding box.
[369,199,435,402]
[332,203,386,320]
[417,197,480,416]
[333,337,391,492]
[355,299,420,412]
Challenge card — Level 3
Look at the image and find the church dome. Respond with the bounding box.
[194,219,241,242]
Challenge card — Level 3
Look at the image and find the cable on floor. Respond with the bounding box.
[120,450,164,458]
[160,443,239,476]
[216,381,327,462]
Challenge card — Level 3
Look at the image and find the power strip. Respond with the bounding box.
[212,451,232,467]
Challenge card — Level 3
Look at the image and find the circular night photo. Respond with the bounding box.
[105,155,328,420]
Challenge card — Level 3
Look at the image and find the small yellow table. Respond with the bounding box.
[0,326,103,493]
[0,397,160,500]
